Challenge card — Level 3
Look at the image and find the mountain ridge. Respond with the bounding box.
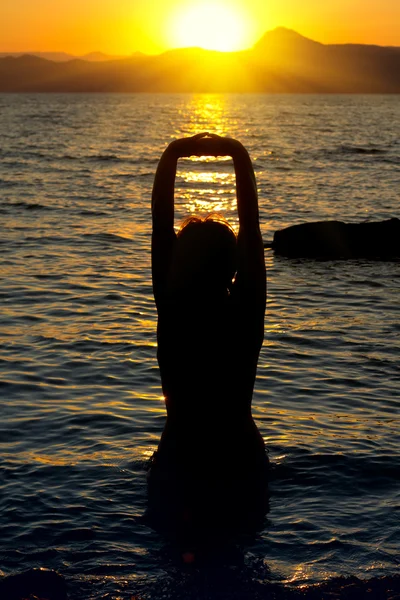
[0,28,399,93]
[1,28,399,62]
[0,51,134,62]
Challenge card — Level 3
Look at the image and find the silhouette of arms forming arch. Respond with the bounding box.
[152,134,266,317]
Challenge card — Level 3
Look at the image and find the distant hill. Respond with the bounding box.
[0,51,129,62]
[0,51,77,62]
[0,28,399,93]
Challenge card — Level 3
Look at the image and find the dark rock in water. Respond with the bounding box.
[268,218,400,259]
[0,568,67,600]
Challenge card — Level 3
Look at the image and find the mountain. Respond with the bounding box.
[0,52,77,62]
[0,28,399,93]
[247,28,400,93]
[254,27,324,54]
[0,51,129,62]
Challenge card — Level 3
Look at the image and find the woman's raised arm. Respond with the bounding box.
[230,140,265,299]
[151,133,210,307]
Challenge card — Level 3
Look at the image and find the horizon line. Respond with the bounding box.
[1,27,399,59]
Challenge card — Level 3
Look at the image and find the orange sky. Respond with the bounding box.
[0,0,399,55]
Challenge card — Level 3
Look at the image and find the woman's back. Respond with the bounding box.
[157,277,262,426]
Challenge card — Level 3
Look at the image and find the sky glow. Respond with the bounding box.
[0,0,399,55]
[167,2,255,52]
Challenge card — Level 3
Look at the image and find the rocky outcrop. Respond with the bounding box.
[267,218,400,259]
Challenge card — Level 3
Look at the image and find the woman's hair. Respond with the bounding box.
[169,214,237,296]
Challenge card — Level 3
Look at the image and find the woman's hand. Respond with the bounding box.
[167,133,210,158]
[167,133,245,158]
[196,133,244,158]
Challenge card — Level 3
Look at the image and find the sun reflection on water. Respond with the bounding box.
[180,171,233,185]
[180,94,233,137]
[174,95,240,225]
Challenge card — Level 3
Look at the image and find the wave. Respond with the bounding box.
[81,232,132,244]
[136,571,400,600]
[378,156,400,165]
[111,170,154,179]
[1,200,54,211]
[85,154,159,166]
[23,234,73,245]
[1,149,159,166]
[60,153,80,161]
[18,231,132,247]
[323,144,389,156]
[87,153,123,162]
[1,566,399,600]
[0,147,49,159]
[64,153,158,164]
[270,451,400,491]
[0,179,19,188]
[339,145,387,155]
[76,209,110,217]
[286,143,398,165]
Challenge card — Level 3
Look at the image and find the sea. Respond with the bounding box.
[0,93,399,600]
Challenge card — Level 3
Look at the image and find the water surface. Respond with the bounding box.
[0,93,399,599]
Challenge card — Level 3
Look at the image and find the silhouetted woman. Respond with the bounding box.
[148,133,268,549]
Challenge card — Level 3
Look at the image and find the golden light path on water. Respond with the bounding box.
[182,94,233,136]
[176,95,240,221]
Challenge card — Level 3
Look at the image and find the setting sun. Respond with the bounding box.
[168,2,254,51]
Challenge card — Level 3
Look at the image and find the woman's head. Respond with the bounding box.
[168,214,237,297]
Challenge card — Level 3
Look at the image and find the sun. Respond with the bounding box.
[168,2,253,52]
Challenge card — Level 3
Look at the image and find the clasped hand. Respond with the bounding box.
[168,133,243,158]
